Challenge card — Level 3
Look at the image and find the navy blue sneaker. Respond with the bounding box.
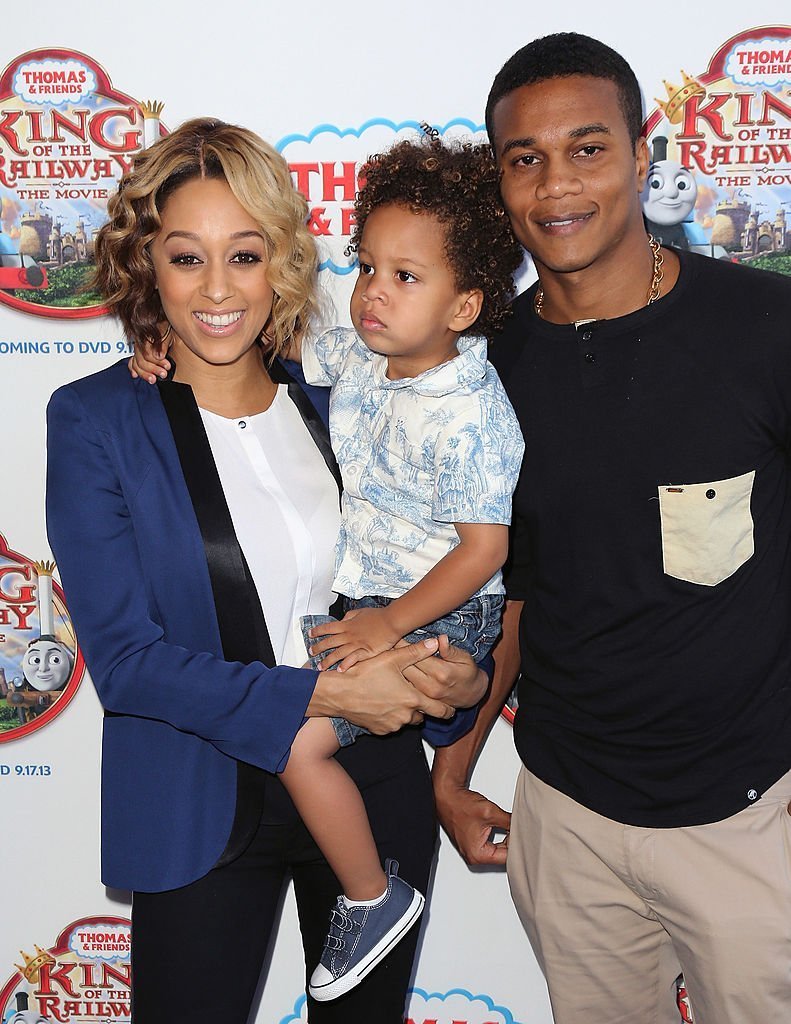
[308,859,424,1002]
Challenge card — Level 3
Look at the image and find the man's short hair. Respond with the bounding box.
[485,33,644,148]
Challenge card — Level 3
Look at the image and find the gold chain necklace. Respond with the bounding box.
[533,235,664,320]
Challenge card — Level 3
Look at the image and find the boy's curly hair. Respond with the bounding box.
[351,137,523,338]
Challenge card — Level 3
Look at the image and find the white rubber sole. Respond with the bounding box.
[309,888,425,1002]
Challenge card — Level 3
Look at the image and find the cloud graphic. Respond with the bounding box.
[277,119,486,275]
[276,985,522,1024]
[277,993,308,1024]
[14,59,96,106]
[694,181,719,231]
[277,117,486,151]
[2,196,21,223]
[69,922,130,962]
[406,986,523,1024]
[726,38,791,87]
[1,632,28,664]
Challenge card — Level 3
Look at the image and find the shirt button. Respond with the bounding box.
[238,420,247,429]
[584,352,596,363]
[582,330,592,342]
[747,788,758,801]
[706,488,716,499]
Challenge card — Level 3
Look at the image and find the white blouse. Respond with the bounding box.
[199,384,341,668]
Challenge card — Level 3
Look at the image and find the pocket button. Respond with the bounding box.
[706,489,716,499]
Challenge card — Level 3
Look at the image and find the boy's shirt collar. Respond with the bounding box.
[368,334,488,397]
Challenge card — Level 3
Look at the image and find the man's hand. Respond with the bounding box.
[433,779,511,865]
[402,633,487,709]
[308,606,401,670]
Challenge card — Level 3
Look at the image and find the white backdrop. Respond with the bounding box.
[1,4,786,1022]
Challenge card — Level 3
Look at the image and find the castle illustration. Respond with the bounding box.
[711,197,790,257]
[18,204,98,267]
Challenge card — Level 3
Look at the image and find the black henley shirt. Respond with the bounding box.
[492,248,791,827]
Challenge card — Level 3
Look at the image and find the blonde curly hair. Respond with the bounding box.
[93,117,319,358]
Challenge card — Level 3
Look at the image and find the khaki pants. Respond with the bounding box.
[507,766,791,1024]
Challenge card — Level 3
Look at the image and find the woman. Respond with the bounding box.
[45,118,485,1023]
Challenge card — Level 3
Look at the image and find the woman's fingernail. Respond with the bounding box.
[159,369,167,378]
[424,637,439,649]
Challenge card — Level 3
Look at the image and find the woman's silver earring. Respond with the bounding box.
[160,322,173,348]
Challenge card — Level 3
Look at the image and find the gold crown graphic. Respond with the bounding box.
[655,71,706,124]
[140,99,165,119]
[32,559,56,578]
[15,946,56,984]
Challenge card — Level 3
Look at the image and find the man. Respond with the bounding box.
[433,32,791,1024]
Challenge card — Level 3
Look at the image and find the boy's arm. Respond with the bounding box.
[129,339,171,383]
[431,597,523,864]
[307,522,508,669]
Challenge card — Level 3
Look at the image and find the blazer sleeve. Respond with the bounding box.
[45,384,318,774]
[420,654,488,746]
[422,703,479,746]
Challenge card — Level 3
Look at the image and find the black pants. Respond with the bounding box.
[131,742,437,1023]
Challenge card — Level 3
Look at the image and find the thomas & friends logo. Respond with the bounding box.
[0,532,84,743]
[0,917,130,1023]
[0,48,165,319]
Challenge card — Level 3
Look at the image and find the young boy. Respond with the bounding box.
[287,138,524,1000]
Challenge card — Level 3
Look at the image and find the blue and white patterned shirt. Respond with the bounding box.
[302,327,525,600]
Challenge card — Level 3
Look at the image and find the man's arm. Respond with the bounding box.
[431,597,523,865]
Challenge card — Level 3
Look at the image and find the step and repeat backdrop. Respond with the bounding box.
[1,3,788,1022]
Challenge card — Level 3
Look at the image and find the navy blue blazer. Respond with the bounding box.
[46,358,474,893]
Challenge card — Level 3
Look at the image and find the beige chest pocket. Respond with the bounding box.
[658,471,755,586]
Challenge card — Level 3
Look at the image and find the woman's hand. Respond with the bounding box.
[307,638,455,734]
[402,634,487,709]
[128,341,171,384]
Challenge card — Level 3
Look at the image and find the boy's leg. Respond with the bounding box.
[292,740,437,1023]
[281,717,386,901]
[285,720,425,1002]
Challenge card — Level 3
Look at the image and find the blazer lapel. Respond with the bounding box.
[270,357,342,495]
[156,378,276,668]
